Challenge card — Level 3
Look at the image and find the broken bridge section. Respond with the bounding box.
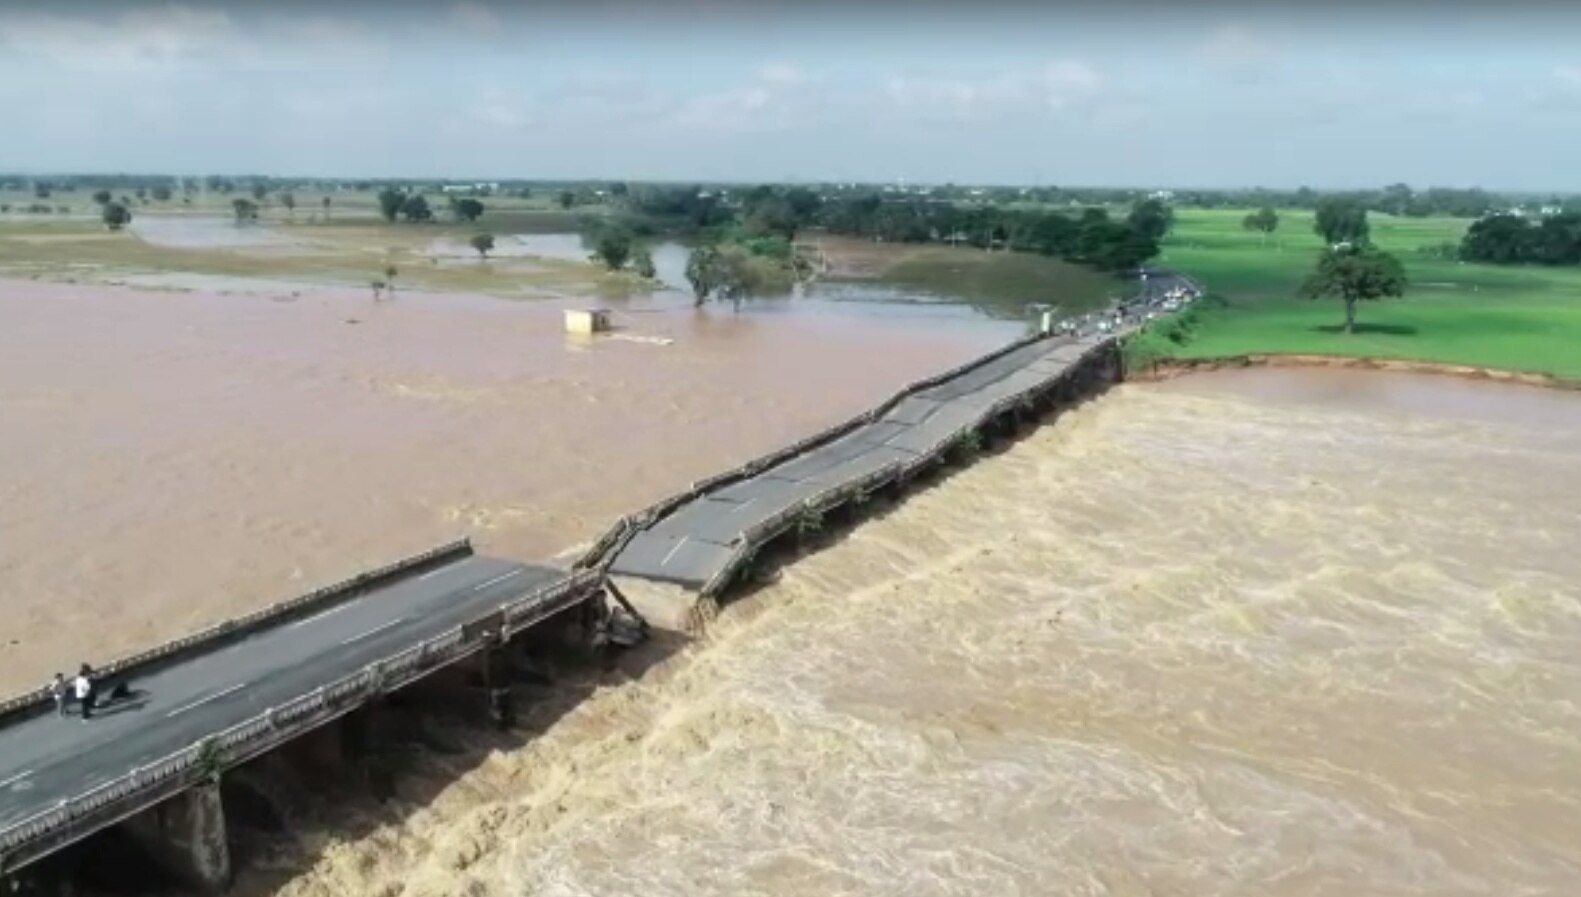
[609,332,1124,592]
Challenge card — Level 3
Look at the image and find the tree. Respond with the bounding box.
[1241,206,1280,244]
[1377,182,1413,216]
[383,264,399,295]
[377,188,405,222]
[232,198,259,223]
[280,191,296,219]
[322,195,332,220]
[745,194,799,241]
[152,185,172,202]
[685,244,722,304]
[91,189,112,205]
[101,201,132,231]
[1313,198,1370,246]
[557,190,575,210]
[631,245,656,279]
[469,233,495,259]
[1126,198,1175,243]
[251,183,267,201]
[1298,243,1407,334]
[684,244,768,309]
[399,194,432,222]
[1459,213,1533,264]
[589,225,633,270]
[451,197,485,222]
[1533,212,1581,266]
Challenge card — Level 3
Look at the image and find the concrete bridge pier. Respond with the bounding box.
[481,643,515,729]
[122,779,231,894]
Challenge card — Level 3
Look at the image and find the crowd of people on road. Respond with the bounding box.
[49,665,102,722]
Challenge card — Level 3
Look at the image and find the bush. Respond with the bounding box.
[1121,296,1219,371]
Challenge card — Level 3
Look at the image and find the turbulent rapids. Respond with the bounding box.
[244,367,1581,897]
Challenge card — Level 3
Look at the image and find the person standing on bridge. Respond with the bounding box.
[73,664,95,721]
[50,672,68,717]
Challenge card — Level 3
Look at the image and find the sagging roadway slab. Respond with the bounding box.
[609,333,1115,589]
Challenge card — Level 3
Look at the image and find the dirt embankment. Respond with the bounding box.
[1132,353,1581,392]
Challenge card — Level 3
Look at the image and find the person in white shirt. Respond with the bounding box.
[73,665,95,722]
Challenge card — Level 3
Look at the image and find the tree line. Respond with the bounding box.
[613,184,1171,276]
[1458,212,1581,265]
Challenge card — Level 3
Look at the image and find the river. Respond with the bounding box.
[0,276,1012,693]
[251,367,1581,897]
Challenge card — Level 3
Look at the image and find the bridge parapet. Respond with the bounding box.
[0,539,476,727]
[0,566,602,875]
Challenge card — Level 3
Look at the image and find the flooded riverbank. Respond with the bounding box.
[0,277,1010,693]
[247,368,1580,897]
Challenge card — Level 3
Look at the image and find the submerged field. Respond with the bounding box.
[1153,209,1581,380]
[817,234,1124,317]
[0,193,641,299]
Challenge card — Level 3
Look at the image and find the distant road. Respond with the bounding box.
[0,555,561,831]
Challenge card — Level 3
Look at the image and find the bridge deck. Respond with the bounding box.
[0,556,563,833]
[609,333,1111,588]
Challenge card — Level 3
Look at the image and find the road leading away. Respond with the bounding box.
[0,555,563,831]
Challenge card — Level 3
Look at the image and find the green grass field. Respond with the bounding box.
[1150,209,1581,380]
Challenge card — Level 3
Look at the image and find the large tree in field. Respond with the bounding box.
[1299,243,1407,334]
[376,188,405,223]
[1126,198,1175,243]
[1313,198,1370,246]
[469,233,495,259]
[101,201,132,231]
[399,194,433,222]
[589,225,633,270]
[1242,206,1279,244]
[451,197,485,222]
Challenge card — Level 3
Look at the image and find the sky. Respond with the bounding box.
[0,0,1579,190]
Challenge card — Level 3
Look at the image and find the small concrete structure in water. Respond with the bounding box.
[563,308,611,335]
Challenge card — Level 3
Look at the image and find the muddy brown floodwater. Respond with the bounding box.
[253,366,1579,897]
[0,278,1007,693]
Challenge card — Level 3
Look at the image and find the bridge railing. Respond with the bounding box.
[0,567,601,871]
[0,539,476,727]
[689,340,1118,596]
[574,331,1060,577]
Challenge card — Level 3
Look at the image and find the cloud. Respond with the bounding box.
[757,63,806,87]
[0,6,386,74]
[883,60,1105,123]
[0,5,236,71]
[451,1,502,35]
[469,87,533,129]
[667,64,824,132]
[1199,23,1280,84]
[1040,61,1103,109]
[1556,64,1581,90]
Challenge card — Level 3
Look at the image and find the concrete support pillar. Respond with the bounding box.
[340,705,372,761]
[123,780,231,894]
[481,645,514,729]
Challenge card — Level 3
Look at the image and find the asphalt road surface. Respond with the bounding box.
[0,556,563,830]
